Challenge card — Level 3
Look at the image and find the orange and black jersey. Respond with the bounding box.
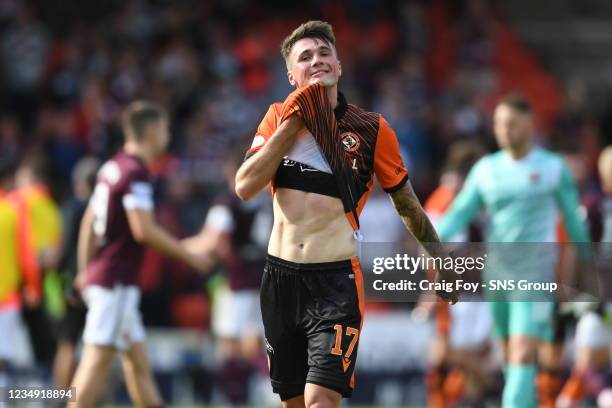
[247,84,408,231]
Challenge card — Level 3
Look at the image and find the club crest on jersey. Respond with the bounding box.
[341,132,360,152]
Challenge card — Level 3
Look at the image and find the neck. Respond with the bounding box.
[440,172,462,192]
[124,141,153,164]
[326,85,338,109]
[507,142,532,160]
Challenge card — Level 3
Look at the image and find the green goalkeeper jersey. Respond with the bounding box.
[438,147,589,243]
[438,146,590,288]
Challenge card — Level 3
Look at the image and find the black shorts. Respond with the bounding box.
[57,301,87,343]
[260,254,364,401]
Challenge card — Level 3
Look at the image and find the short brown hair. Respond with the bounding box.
[281,20,336,62]
[497,93,532,114]
[121,100,166,140]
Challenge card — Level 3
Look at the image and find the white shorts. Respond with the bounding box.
[449,301,492,349]
[574,311,612,349]
[82,285,146,351]
[0,308,33,367]
[212,287,263,339]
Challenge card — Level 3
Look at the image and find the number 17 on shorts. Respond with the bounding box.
[331,324,360,373]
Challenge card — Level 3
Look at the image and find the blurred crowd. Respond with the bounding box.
[1,0,611,404]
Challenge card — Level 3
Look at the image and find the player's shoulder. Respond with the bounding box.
[473,151,499,171]
[258,102,284,129]
[266,102,283,118]
[268,102,283,111]
[99,152,149,185]
[344,104,384,138]
[533,147,563,163]
[531,148,568,176]
[351,103,382,123]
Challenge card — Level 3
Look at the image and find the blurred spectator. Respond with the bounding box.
[12,155,63,367]
[0,158,40,377]
[1,3,48,128]
[0,114,23,160]
[52,156,100,390]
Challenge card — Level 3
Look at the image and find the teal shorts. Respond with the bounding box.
[489,301,554,341]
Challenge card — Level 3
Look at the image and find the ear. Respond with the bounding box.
[287,70,296,87]
[337,60,342,77]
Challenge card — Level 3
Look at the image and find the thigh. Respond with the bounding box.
[303,266,364,398]
[260,266,308,401]
[123,287,146,348]
[121,341,152,374]
[82,285,124,349]
[69,344,116,407]
[77,343,116,370]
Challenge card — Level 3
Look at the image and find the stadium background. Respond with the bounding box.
[1,0,610,406]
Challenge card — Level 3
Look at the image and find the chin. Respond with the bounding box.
[310,77,337,87]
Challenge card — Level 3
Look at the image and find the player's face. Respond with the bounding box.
[493,104,533,151]
[287,38,342,88]
[146,118,170,157]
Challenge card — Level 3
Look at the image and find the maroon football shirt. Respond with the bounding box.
[85,151,153,288]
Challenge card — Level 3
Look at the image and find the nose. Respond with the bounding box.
[311,52,324,66]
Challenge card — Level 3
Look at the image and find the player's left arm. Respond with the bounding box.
[389,180,457,304]
[374,117,444,249]
[555,161,590,243]
[375,117,456,303]
[389,181,445,255]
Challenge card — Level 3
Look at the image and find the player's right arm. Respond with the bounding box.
[125,208,211,273]
[235,105,303,201]
[75,205,95,290]
[436,160,484,241]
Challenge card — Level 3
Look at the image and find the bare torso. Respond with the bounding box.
[268,187,355,263]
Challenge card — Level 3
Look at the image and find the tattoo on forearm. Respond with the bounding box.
[390,183,440,244]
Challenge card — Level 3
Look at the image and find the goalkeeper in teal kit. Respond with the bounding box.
[437,95,590,408]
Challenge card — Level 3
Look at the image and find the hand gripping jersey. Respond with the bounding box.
[246,84,408,231]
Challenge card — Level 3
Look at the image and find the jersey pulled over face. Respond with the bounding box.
[85,152,154,288]
[246,92,408,229]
